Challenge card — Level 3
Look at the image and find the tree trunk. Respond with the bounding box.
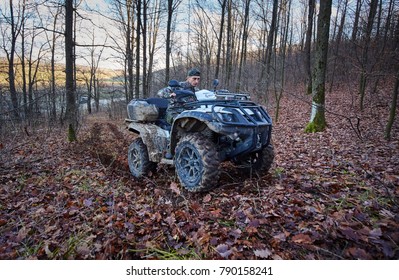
[135,0,141,99]
[329,0,347,93]
[351,0,362,42]
[215,0,227,80]
[305,0,332,133]
[7,0,21,121]
[383,0,395,41]
[265,0,278,86]
[147,0,161,95]
[359,0,378,111]
[126,0,134,101]
[142,0,147,97]
[65,0,77,142]
[258,0,278,99]
[28,32,43,119]
[50,7,60,123]
[237,0,250,91]
[225,0,233,85]
[21,13,28,120]
[304,0,315,95]
[385,66,399,140]
[165,0,173,84]
[275,0,291,123]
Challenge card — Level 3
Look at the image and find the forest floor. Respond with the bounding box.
[0,86,398,260]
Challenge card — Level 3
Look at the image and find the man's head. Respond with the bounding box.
[186,68,201,87]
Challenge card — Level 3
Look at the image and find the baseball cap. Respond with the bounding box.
[188,68,201,77]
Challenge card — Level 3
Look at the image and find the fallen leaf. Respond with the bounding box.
[16,227,30,242]
[203,194,212,203]
[165,215,176,226]
[369,228,382,238]
[216,244,232,258]
[229,228,242,240]
[254,248,272,259]
[170,182,180,195]
[273,232,286,242]
[292,233,312,244]
[346,247,372,259]
[83,198,93,207]
[339,227,360,242]
[210,208,222,217]
[76,245,91,256]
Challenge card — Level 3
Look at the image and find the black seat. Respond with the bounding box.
[145,97,171,130]
[145,97,169,119]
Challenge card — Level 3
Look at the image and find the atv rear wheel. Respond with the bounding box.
[175,133,220,192]
[235,144,275,174]
[128,138,155,178]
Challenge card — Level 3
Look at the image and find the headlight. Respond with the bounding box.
[217,112,236,122]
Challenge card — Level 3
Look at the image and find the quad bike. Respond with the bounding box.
[125,80,274,192]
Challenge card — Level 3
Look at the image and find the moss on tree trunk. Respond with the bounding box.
[305,0,331,133]
[305,109,326,132]
[68,123,77,142]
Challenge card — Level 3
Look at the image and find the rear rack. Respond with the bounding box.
[215,91,250,100]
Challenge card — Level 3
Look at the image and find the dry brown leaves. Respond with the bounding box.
[0,86,398,260]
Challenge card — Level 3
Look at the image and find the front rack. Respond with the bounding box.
[186,99,272,127]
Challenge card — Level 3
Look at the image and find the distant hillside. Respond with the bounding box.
[0,58,124,90]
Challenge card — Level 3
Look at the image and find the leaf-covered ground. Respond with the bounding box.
[0,88,398,260]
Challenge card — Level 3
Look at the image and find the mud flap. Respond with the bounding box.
[127,122,169,162]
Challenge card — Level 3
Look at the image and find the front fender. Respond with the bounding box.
[170,111,213,155]
[174,110,214,126]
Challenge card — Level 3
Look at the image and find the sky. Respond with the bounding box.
[0,0,349,72]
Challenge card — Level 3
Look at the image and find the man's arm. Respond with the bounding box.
[157,87,175,98]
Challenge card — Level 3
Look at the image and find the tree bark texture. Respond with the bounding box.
[65,0,77,141]
[305,0,332,133]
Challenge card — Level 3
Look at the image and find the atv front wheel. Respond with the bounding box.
[128,138,155,178]
[235,144,275,174]
[175,133,220,192]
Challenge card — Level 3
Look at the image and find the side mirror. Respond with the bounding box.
[212,79,219,88]
[168,79,180,87]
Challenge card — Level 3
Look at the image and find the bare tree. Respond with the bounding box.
[145,0,161,95]
[1,0,25,121]
[328,0,348,93]
[215,0,227,79]
[19,5,47,120]
[304,0,315,95]
[134,0,141,98]
[385,67,399,140]
[80,30,106,113]
[126,0,135,100]
[225,0,233,85]
[106,0,135,101]
[385,18,399,140]
[190,1,220,84]
[274,0,291,122]
[351,0,363,42]
[165,0,182,84]
[359,0,378,111]
[236,0,251,91]
[142,0,148,97]
[45,4,62,123]
[305,0,332,132]
[65,0,77,141]
[258,0,278,97]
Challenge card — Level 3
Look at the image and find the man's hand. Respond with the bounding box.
[170,92,176,98]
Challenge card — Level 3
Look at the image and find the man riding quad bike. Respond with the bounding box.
[125,79,274,192]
